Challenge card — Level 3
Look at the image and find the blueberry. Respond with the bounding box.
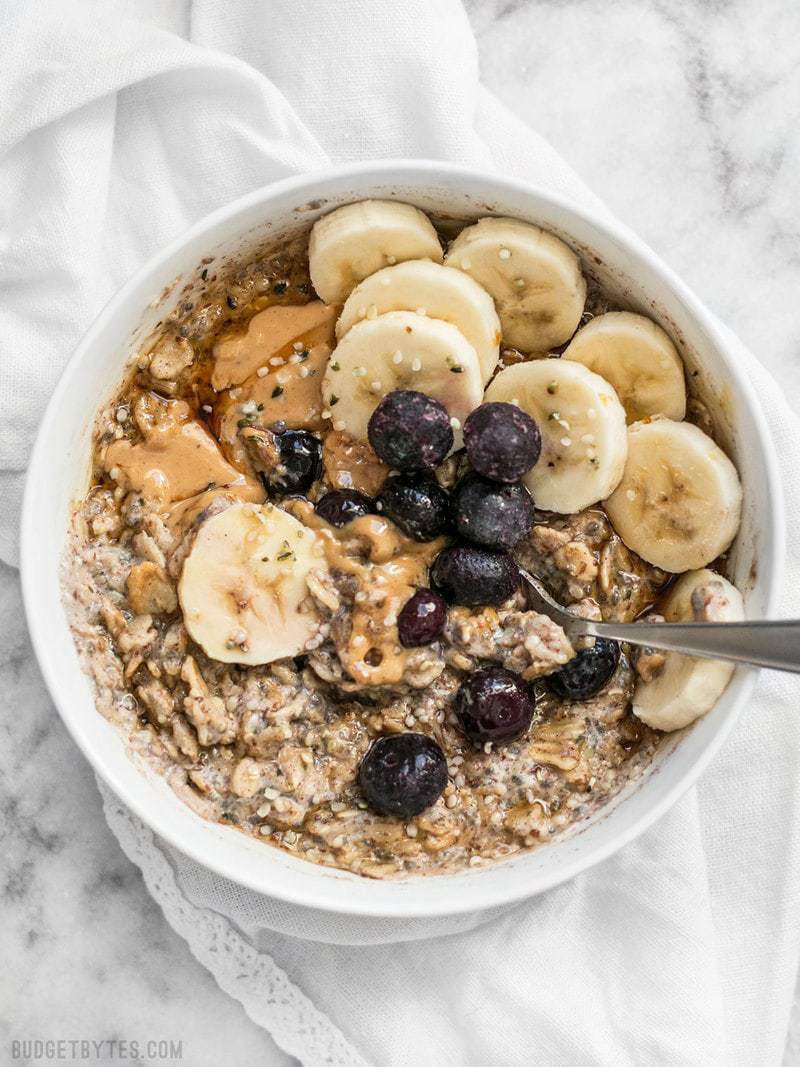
[315,489,374,527]
[452,473,534,550]
[368,390,453,471]
[463,402,541,482]
[263,430,322,495]
[548,638,620,701]
[397,589,447,647]
[431,544,519,607]
[358,733,448,817]
[456,666,535,746]
[376,475,450,541]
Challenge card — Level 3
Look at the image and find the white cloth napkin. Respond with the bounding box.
[3,1,800,1064]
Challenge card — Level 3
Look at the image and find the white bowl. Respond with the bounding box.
[21,160,784,919]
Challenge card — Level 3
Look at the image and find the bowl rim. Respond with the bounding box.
[21,158,786,918]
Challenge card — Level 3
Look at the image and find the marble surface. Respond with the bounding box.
[468,0,800,403]
[2,2,800,1065]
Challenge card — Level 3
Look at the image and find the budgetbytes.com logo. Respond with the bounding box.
[9,1039,184,1062]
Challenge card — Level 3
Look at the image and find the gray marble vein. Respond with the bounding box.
[2,2,800,1064]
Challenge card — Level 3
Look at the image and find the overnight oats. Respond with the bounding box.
[62,200,745,878]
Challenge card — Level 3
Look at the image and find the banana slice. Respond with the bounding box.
[604,418,742,573]
[445,217,586,352]
[309,200,443,304]
[321,310,484,444]
[179,501,327,665]
[563,311,686,423]
[336,260,501,383]
[633,569,744,731]
[484,358,627,513]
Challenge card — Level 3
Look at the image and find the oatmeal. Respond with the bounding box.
[62,200,744,878]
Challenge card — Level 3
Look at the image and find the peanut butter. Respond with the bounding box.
[212,301,338,390]
[322,430,389,496]
[106,396,259,505]
[216,342,331,474]
[165,483,265,536]
[290,501,444,687]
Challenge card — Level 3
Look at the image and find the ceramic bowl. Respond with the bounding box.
[21,160,784,918]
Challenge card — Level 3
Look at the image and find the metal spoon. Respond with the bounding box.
[519,568,800,675]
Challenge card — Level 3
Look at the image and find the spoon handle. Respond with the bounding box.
[586,619,800,674]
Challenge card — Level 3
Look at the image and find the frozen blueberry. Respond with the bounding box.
[431,544,520,607]
[456,666,535,745]
[315,489,374,527]
[263,430,322,495]
[368,390,453,471]
[376,475,450,541]
[548,638,620,701]
[358,733,448,817]
[451,473,534,550]
[463,402,541,482]
[397,589,447,647]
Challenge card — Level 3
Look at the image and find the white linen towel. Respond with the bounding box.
[3,1,799,1063]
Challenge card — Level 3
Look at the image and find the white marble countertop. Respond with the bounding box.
[3,2,799,1065]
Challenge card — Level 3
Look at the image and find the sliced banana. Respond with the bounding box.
[633,569,744,731]
[604,418,742,573]
[309,200,443,304]
[336,260,501,383]
[322,310,483,444]
[445,217,586,353]
[563,311,686,423]
[484,358,627,513]
[179,501,327,665]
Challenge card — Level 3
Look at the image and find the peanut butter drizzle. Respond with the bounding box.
[288,500,445,687]
[211,300,338,391]
[215,342,331,472]
[165,483,265,537]
[322,430,389,497]
[105,396,260,505]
